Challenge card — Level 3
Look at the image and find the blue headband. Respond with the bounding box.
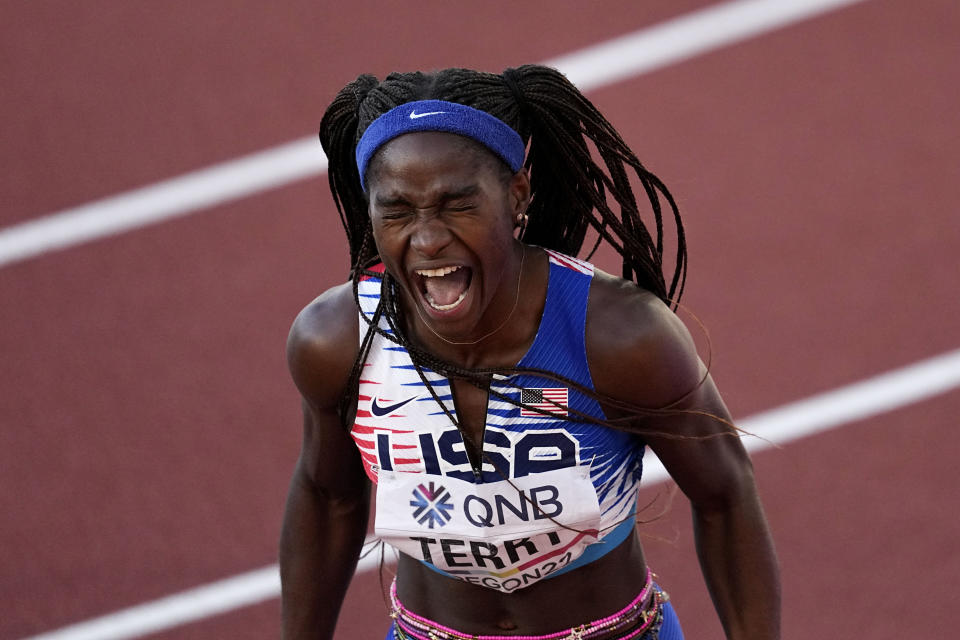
[355,100,525,191]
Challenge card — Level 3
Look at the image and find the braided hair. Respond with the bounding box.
[319,65,690,433]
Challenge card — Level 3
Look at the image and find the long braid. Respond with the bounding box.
[318,65,694,433]
[319,74,379,271]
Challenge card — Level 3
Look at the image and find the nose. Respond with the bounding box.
[409,213,452,258]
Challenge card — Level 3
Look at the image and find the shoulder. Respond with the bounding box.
[586,269,703,410]
[286,280,361,410]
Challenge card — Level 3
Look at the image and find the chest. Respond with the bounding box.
[354,344,638,487]
[449,377,489,469]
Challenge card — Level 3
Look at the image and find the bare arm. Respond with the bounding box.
[652,374,780,640]
[280,283,370,640]
[588,276,780,639]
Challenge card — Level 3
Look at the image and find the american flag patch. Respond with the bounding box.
[520,388,569,417]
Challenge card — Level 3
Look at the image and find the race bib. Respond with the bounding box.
[375,467,602,592]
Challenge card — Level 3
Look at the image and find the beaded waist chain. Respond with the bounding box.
[390,568,667,640]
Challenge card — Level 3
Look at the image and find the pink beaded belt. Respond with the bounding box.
[390,568,667,640]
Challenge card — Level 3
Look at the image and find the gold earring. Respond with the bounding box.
[515,212,529,228]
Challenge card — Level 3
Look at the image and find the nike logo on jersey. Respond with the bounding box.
[409,110,446,119]
[371,395,419,416]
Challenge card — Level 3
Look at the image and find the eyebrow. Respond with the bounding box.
[374,184,480,208]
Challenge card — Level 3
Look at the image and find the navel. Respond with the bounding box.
[495,618,519,631]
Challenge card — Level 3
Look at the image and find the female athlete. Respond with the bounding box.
[280,65,780,640]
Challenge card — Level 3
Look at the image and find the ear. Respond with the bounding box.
[508,168,532,215]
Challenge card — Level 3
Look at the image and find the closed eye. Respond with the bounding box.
[381,209,413,219]
[442,193,478,213]
[375,202,415,221]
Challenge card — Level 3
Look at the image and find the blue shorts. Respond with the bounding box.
[385,600,683,640]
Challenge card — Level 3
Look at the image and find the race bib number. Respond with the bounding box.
[375,467,602,592]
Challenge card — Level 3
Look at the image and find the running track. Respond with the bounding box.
[2,1,958,638]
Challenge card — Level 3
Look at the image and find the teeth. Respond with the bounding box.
[426,292,467,311]
[416,265,461,278]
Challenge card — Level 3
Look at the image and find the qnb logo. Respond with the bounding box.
[463,485,563,528]
[410,481,454,529]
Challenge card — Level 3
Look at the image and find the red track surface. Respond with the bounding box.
[2,1,958,638]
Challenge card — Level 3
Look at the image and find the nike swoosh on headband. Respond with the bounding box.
[409,110,447,119]
[371,395,419,416]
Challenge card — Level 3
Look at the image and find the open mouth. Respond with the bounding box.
[414,265,473,312]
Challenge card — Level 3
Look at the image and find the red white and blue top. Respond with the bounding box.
[352,250,646,592]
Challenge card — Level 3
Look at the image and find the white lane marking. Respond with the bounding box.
[0,0,868,270]
[642,347,960,484]
[557,0,868,92]
[22,550,387,640]
[23,567,282,640]
[0,139,325,269]
[23,346,960,639]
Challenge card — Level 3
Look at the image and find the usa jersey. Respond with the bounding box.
[352,250,646,592]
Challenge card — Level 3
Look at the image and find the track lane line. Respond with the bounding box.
[0,0,869,270]
[0,139,326,269]
[554,0,868,92]
[23,347,960,640]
